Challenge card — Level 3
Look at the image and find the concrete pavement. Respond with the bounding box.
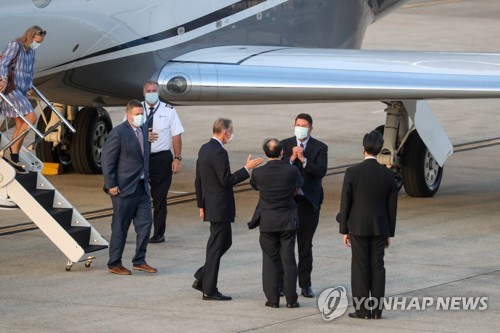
[1,1,500,332]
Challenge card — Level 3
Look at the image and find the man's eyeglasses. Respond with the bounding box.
[35,30,47,37]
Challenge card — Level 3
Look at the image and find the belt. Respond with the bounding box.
[150,150,171,156]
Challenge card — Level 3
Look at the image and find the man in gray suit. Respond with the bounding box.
[337,130,398,319]
[102,100,157,275]
[249,138,303,309]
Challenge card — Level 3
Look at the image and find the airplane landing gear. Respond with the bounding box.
[377,101,445,198]
[34,105,112,174]
[70,107,112,174]
[402,130,443,197]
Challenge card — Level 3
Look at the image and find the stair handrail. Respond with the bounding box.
[0,91,45,154]
[30,85,76,134]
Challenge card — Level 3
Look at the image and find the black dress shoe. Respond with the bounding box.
[149,235,165,243]
[348,312,371,319]
[265,301,279,308]
[279,287,285,297]
[372,312,382,319]
[203,291,232,301]
[192,279,203,292]
[301,287,314,298]
[286,302,300,308]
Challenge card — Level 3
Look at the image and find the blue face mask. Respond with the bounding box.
[294,126,309,140]
[132,114,144,127]
[30,41,40,50]
[145,92,159,105]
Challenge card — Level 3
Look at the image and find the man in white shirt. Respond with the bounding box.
[142,80,184,243]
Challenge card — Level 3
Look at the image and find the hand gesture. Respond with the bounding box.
[293,145,305,162]
[245,154,263,170]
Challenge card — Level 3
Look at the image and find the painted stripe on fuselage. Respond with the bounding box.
[42,0,289,75]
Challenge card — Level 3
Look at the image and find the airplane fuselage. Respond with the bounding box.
[0,0,405,106]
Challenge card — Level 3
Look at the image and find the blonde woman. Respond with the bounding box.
[0,25,46,173]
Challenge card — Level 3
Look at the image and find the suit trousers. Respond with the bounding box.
[296,195,320,288]
[277,196,320,289]
[350,235,386,317]
[107,180,153,267]
[149,150,173,238]
[194,222,232,295]
[260,230,298,305]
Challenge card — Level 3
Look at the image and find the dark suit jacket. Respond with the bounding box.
[248,160,303,232]
[336,158,398,237]
[281,136,328,210]
[102,121,150,197]
[195,138,249,223]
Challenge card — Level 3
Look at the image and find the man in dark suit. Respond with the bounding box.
[249,138,303,309]
[193,118,263,301]
[280,113,328,298]
[337,130,398,319]
[102,100,157,275]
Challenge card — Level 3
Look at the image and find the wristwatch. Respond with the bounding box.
[174,156,182,161]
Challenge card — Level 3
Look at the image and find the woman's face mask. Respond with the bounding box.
[30,41,40,50]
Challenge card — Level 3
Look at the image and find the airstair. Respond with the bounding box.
[0,87,108,271]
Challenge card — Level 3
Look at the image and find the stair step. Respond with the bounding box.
[83,244,108,254]
[15,172,37,191]
[31,189,55,209]
[46,207,73,229]
[66,226,91,248]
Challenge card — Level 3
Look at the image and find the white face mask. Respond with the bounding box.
[294,126,309,140]
[29,41,40,50]
[228,132,234,142]
[145,92,159,105]
[132,114,144,127]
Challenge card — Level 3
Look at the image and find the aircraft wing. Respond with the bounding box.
[158,46,500,104]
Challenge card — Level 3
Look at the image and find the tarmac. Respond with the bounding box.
[1,1,500,332]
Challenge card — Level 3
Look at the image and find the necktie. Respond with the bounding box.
[300,143,304,149]
[147,107,155,128]
[136,128,144,155]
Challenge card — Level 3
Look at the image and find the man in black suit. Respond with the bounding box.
[102,100,157,275]
[280,113,328,298]
[337,130,398,319]
[193,118,263,301]
[249,138,303,309]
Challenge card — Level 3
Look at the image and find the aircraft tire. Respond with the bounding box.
[70,107,112,174]
[402,130,443,197]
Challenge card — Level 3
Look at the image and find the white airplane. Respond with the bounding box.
[1,0,500,197]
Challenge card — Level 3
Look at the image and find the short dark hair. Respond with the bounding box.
[126,99,143,113]
[363,130,384,155]
[262,138,282,158]
[295,113,313,126]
